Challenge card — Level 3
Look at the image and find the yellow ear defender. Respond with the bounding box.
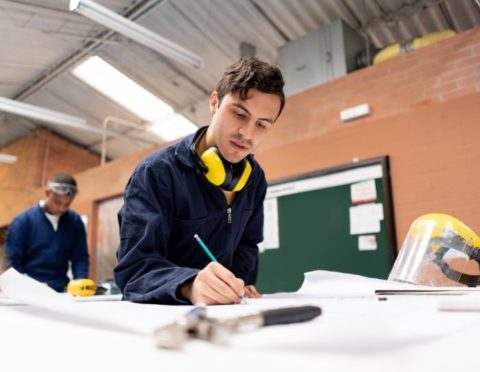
[191,128,253,192]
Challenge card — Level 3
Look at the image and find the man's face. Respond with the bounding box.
[206,89,281,164]
[44,190,75,216]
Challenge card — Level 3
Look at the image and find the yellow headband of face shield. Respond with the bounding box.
[414,213,480,249]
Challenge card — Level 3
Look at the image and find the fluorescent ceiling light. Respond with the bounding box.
[0,153,17,164]
[73,56,173,121]
[73,56,197,141]
[0,96,96,132]
[148,114,198,142]
[69,0,204,69]
[0,95,157,143]
[0,96,139,140]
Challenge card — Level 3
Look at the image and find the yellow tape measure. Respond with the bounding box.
[67,278,96,297]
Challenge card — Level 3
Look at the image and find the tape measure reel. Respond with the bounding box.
[67,278,96,297]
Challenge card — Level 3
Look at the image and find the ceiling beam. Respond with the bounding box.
[12,0,168,101]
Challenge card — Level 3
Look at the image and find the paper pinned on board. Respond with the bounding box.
[260,197,280,251]
[349,203,384,235]
[351,179,377,204]
[358,235,378,251]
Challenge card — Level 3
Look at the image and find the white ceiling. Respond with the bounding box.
[0,0,479,161]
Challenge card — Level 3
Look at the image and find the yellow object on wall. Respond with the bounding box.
[373,30,456,64]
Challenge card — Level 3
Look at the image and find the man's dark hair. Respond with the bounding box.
[215,57,285,120]
[50,173,77,187]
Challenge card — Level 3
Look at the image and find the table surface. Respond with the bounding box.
[2,270,480,372]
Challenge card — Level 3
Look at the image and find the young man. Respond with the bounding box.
[5,173,90,292]
[114,57,285,305]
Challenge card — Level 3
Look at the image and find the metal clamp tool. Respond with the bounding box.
[154,305,322,349]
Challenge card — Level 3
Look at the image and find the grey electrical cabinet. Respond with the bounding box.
[278,19,365,96]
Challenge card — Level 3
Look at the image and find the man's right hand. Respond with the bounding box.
[180,262,245,305]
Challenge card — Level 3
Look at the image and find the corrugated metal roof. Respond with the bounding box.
[0,0,478,160]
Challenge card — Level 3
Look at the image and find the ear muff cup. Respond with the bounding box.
[231,157,252,192]
[200,147,231,187]
[190,127,253,192]
[200,147,253,192]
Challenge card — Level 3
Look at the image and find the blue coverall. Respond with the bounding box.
[114,128,267,304]
[5,205,89,292]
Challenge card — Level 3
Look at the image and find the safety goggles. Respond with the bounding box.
[48,182,78,196]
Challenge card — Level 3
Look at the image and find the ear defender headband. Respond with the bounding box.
[190,128,253,192]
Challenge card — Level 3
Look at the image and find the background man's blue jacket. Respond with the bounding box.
[5,205,89,292]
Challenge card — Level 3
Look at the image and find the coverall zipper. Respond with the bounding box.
[227,207,232,224]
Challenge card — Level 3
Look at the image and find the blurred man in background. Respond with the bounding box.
[5,173,89,291]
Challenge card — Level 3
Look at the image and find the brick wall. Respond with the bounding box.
[261,27,480,151]
[0,128,100,226]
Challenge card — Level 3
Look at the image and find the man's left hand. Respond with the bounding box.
[244,284,261,298]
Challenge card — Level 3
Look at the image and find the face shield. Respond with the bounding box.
[389,213,480,287]
[48,181,77,196]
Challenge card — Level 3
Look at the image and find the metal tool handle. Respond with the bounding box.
[262,305,321,326]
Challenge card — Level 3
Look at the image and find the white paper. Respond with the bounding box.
[358,235,378,251]
[439,294,480,311]
[0,268,177,334]
[351,179,377,204]
[297,270,416,297]
[69,294,122,302]
[349,203,384,234]
[0,269,311,335]
[262,197,280,250]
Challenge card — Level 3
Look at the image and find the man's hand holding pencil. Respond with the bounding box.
[180,262,245,305]
[178,234,261,305]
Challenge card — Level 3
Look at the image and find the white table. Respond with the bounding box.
[2,270,480,372]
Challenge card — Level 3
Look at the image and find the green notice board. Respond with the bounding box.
[256,156,397,293]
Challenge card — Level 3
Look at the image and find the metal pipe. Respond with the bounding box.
[101,116,148,165]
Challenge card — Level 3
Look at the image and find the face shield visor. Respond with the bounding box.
[389,213,480,287]
[48,181,78,196]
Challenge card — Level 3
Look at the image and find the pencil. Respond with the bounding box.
[193,233,247,303]
[193,234,218,263]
